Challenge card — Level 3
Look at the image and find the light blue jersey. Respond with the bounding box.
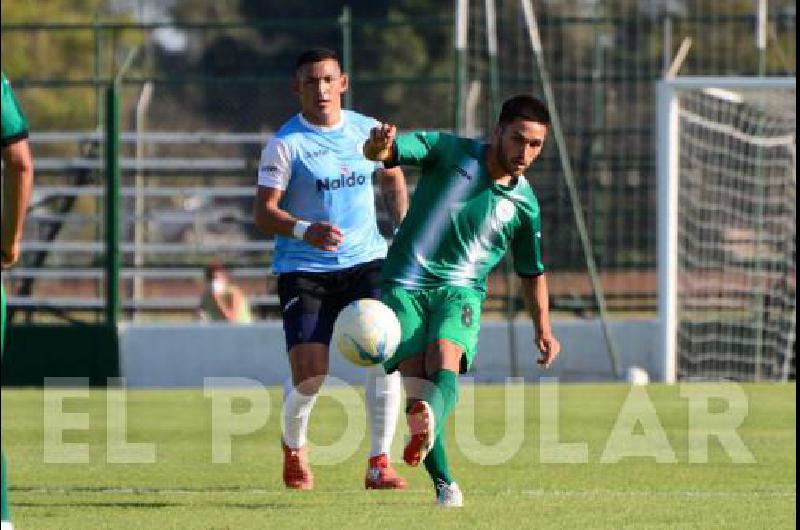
[258,110,387,273]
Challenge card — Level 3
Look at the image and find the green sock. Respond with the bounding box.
[1,451,9,521]
[423,431,454,489]
[425,369,459,439]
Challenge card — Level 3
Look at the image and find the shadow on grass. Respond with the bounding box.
[16,500,314,510]
[13,501,179,509]
[221,503,296,510]
[12,485,272,493]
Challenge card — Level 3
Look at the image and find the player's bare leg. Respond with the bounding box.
[282,343,328,490]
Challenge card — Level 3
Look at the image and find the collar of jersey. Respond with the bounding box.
[297,112,345,133]
[494,175,522,192]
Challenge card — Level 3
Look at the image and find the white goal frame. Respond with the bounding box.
[656,76,796,383]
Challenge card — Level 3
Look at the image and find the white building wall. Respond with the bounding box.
[118,319,659,388]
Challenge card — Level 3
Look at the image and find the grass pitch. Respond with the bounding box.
[1,383,795,529]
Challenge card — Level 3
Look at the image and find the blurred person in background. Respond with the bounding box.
[198,262,253,324]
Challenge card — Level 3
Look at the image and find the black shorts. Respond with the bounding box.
[277,259,383,351]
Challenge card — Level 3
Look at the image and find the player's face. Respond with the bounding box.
[493,118,548,177]
[294,59,348,126]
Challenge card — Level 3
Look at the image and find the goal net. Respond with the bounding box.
[657,77,796,382]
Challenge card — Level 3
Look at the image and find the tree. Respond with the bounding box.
[159,0,455,131]
[1,1,139,130]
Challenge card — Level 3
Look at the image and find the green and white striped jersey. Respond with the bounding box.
[382,131,545,292]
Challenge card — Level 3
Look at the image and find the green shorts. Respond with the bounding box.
[381,284,483,374]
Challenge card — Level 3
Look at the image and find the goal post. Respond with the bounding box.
[657,77,796,382]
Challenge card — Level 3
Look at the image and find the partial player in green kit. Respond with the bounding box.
[363,94,561,507]
[2,71,34,530]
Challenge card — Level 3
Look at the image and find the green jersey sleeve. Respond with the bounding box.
[1,72,29,147]
[394,130,444,166]
[511,201,546,277]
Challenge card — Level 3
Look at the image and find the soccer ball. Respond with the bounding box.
[333,299,401,367]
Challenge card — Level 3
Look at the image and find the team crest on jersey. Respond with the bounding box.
[495,198,515,223]
[461,304,474,327]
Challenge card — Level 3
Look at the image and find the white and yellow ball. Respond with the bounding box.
[333,299,401,367]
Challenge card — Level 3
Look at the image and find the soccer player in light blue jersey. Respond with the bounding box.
[254,48,408,490]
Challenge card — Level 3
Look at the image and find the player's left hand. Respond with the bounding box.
[535,333,560,369]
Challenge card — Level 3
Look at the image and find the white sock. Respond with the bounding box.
[366,366,402,459]
[282,378,318,449]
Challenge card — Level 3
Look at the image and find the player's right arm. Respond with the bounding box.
[253,136,342,251]
[1,73,34,269]
[1,140,33,269]
[254,187,343,252]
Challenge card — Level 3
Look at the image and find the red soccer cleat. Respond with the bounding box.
[364,453,408,490]
[282,441,314,490]
[403,400,435,467]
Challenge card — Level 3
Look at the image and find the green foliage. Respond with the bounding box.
[1,1,140,130]
[155,0,456,131]
[1,1,104,78]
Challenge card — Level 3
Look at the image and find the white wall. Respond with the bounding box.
[118,319,659,387]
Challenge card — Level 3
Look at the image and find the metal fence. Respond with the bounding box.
[1,1,796,323]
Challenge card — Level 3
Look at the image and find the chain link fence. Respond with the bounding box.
[1,1,795,322]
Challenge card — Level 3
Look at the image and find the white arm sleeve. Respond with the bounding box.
[257,137,292,189]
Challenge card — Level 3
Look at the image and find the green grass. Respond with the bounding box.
[1,383,795,529]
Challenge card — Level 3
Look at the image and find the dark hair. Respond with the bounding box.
[497,95,550,126]
[205,261,226,281]
[295,47,341,73]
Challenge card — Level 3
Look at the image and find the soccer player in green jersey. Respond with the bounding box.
[363,94,561,507]
[1,71,34,530]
